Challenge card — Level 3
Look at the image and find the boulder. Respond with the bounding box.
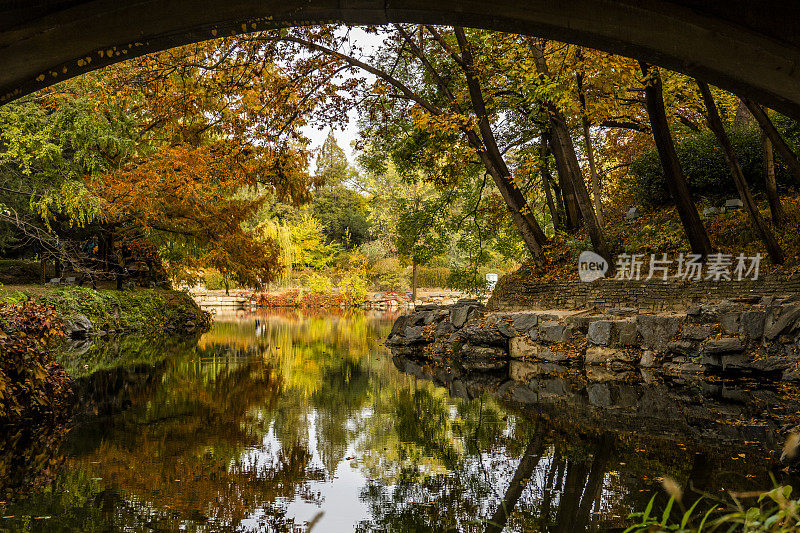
[765,304,800,341]
[538,321,570,343]
[667,340,696,356]
[720,312,741,335]
[724,198,744,210]
[639,350,657,368]
[701,337,745,354]
[389,315,408,337]
[64,314,93,339]
[636,315,682,352]
[616,320,639,346]
[741,310,766,339]
[681,325,711,341]
[608,307,638,317]
[585,346,633,365]
[450,305,474,328]
[511,313,538,334]
[625,207,640,221]
[588,383,612,407]
[587,320,614,345]
[509,335,538,360]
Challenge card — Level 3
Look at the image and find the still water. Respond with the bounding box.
[0,310,795,532]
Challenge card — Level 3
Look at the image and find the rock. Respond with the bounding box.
[48,277,61,285]
[588,383,612,407]
[511,313,538,333]
[765,304,800,341]
[457,321,507,346]
[510,360,568,381]
[509,335,538,359]
[538,321,570,343]
[616,320,639,346]
[587,320,614,345]
[389,315,408,337]
[511,384,539,403]
[701,337,745,354]
[636,315,682,352]
[404,326,425,343]
[741,310,766,339]
[450,305,474,328]
[486,314,516,338]
[639,350,657,368]
[681,325,711,341]
[720,312,741,335]
[724,198,744,210]
[460,344,507,371]
[565,314,603,332]
[702,206,720,216]
[663,362,705,374]
[608,307,638,317]
[585,346,632,364]
[667,340,696,355]
[449,380,470,399]
[538,348,571,362]
[626,207,640,221]
[64,276,76,284]
[64,314,94,339]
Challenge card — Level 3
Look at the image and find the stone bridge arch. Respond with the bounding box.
[1,1,800,119]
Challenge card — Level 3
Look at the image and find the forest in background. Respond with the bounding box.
[1,25,800,303]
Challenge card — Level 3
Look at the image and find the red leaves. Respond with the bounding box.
[0,301,73,426]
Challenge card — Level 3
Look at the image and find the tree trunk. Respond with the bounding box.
[530,41,613,267]
[454,28,549,266]
[742,98,800,186]
[540,139,560,231]
[484,433,544,533]
[411,260,418,303]
[640,62,714,257]
[698,81,784,264]
[544,127,582,231]
[762,133,785,227]
[576,69,604,226]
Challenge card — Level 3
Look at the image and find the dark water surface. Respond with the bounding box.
[0,310,797,532]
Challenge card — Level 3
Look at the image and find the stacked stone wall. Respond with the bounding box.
[489,275,800,312]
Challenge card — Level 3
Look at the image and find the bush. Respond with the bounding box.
[307,273,333,294]
[628,127,796,206]
[341,273,367,305]
[414,266,451,289]
[368,257,406,292]
[203,270,226,291]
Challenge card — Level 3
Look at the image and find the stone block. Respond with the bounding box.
[511,313,538,333]
[616,320,639,346]
[701,337,744,354]
[720,312,741,335]
[639,350,657,368]
[667,339,696,355]
[765,304,800,340]
[681,325,711,341]
[539,321,568,343]
[741,310,765,339]
[509,335,538,359]
[636,314,682,352]
[587,320,614,345]
[588,383,612,407]
[585,346,626,365]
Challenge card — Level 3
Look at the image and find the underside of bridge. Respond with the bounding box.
[0,1,799,118]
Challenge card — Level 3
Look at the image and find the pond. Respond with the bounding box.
[0,310,797,532]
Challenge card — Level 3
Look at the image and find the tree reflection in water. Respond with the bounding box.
[0,309,793,532]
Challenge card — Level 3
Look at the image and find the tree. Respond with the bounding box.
[640,62,713,257]
[697,81,784,264]
[742,98,800,187]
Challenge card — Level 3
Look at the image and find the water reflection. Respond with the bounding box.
[0,309,796,531]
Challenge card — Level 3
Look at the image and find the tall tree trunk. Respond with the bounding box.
[540,138,561,231]
[742,98,800,186]
[544,129,582,230]
[698,81,784,264]
[640,62,714,257]
[576,69,604,226]
[530,41,613,266]
[454,28,549,266]
[762,133,785,227]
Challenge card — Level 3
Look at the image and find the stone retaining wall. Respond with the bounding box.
[386,296,800,381]
[488,276,800,312]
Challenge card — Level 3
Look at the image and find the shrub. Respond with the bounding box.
[341,273,367,305]
[369,257,406,292]
[203,270,226,291]
[307,273,333,294]
[0,301,73,425]
[628,127,796,207]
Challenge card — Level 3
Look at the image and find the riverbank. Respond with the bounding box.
[0,286,211,426]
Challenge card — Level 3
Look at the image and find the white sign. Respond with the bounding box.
[578,251,608,282]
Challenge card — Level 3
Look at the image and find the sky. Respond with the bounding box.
[300,27,385,171]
